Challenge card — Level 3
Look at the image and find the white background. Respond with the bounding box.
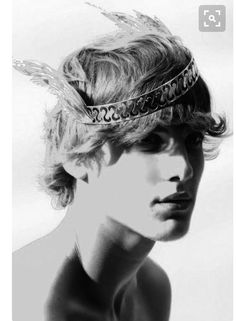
[12,0,233,320]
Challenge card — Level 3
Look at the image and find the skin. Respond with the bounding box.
[13,124,205,321]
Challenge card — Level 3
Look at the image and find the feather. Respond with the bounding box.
[133,10,172,35]
[12,59,92,122]
[86,2,173,36]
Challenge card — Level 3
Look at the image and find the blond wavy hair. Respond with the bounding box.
[40,30,227,208]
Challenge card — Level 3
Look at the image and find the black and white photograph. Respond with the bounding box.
[12,1,233,320]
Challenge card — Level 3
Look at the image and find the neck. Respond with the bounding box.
[77,216,154,290]
[64,182,155,312]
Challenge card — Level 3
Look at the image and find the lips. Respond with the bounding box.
[150,192,192,207]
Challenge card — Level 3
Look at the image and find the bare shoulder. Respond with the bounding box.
[13,232,68,321]
[137,257,171,321]
[139,257,171,291]
[13,222,74,277]
[13,232,63,283]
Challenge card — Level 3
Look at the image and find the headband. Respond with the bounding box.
[13,7,200,125]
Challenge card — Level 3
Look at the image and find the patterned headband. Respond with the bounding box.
[85,57,199,124]
[13,7,200,125]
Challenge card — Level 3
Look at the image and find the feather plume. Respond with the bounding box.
[86,2,172,36]
[12,59,92,122]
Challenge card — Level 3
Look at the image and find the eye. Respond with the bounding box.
[185,132,204,149]
[135,133,169,153]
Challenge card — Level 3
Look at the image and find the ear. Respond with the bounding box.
[63,159,87,179]
[63,143,124,179]
[101,142,124,166]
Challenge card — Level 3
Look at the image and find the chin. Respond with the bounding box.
[148,218,191,242]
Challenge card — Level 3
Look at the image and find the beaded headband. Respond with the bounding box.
[13,7,200,125]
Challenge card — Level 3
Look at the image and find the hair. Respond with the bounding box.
[40,30,228,209]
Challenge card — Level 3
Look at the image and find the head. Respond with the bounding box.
[41,28,227,241]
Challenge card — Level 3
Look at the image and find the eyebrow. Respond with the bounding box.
[151,124,204,136]
[152,125,169,133]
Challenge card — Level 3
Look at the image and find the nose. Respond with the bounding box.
[167,154,193,182]
[158,145,193,183]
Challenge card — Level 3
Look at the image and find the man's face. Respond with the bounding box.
[91,124,205,241]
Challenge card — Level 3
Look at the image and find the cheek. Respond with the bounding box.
[123,155,162,188]
[190,150,205,184]
[145,157,162,185]
[114,154,153,185]
[100,154,155,204]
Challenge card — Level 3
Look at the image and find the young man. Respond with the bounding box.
[13,9,226,321]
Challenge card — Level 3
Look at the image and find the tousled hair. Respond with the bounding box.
[40,30,227,208]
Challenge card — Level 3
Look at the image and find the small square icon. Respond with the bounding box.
[199,5,226,32]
